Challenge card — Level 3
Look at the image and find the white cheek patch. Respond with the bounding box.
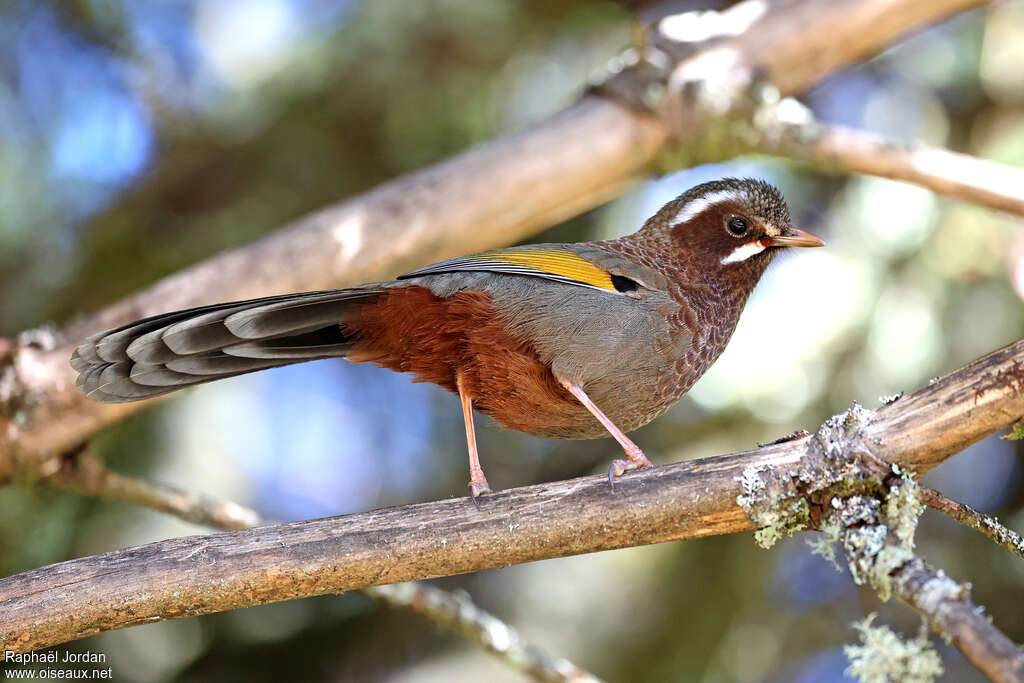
[721,240,767,264]
[673,189,744,225]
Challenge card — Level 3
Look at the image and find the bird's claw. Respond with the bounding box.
[469,480,492,508]
[607,458,651,491]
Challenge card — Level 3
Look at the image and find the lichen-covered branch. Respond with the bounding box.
[888,557,1024,683]
[367,584,601,683]
[0,0,989,479]
[2,337,1022,653]
[737,393,1024,680]
[831,488,1024,683]
[920,487,1024,562]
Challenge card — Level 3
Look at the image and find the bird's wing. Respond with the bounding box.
[398,244,627,293]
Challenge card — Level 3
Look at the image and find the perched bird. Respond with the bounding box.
[72,178,823,498]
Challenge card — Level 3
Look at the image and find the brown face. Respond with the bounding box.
[665,179,824,274]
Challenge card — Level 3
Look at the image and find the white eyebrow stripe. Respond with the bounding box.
[673,189,745,225]
[721,240,766,264]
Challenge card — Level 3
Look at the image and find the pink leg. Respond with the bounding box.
[457,371,491,502]
[561,380,653,485]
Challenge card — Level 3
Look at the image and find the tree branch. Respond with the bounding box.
[24,451,602,680]
[0,0,991,478]
[830,489,1024,683]
[748,104,1024,216]
[1,338,1022,654]
[889,554,1024,683]
[920,486,1024,562]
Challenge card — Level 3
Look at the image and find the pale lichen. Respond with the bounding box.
[806,513,842,570]
[738,463,770,504]
[814,401,873,465]
[844,614,943,683]
[910,570,966,644]
[878,392,904,406]
[738,402,878,550]
[755,497,810,549]
[884,468,924,549]
[738,403,928,604]
[737,463,810,549]
[831,476,924,602]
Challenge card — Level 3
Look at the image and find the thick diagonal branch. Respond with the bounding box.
[2,338,1022,654]
[25,451,600,681]
[0,0,991,477]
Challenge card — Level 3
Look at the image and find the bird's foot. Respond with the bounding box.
[468,478,492,508]
[607,450,654,490]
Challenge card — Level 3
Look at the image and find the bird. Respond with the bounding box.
[71,178,823,499]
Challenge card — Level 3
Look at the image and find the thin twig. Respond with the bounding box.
[920,486,1024,562]
[2,337,1022,654]
[367,584,602,683]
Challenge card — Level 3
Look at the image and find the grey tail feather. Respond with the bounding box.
[72,289,383,403]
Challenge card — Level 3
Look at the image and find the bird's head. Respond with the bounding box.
[641,178,824,282]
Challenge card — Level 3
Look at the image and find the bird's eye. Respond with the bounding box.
[726,216,749,237]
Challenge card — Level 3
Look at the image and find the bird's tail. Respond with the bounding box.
[72,288,384,403]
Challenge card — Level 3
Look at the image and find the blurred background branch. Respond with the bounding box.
[747,102,1024,216]
[31,445,262,530]
[365,584,603,683]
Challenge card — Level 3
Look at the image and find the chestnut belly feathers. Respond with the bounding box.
[347,284,671,439]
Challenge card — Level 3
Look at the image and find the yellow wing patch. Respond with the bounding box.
[398,246,620,292]
[485,248,616,291]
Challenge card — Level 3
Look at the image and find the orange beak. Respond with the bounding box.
[766,226,825,249]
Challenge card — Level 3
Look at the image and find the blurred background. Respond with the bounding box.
[1,0,1022,681]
